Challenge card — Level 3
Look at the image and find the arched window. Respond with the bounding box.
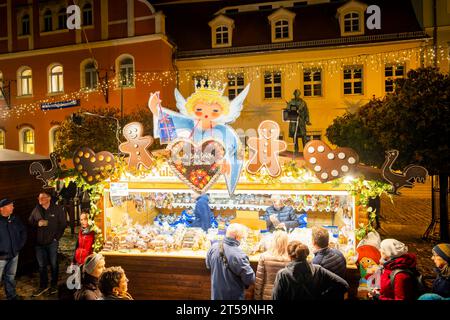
[49,64,64,93]
[43,9,53,32]
[58,8,67,30]
[18,67,32,96]
[49,126,59,153]
[215,26,229,45]
[20,127,35,154]
[274,19,289,39]
[22,14,30,35]
[83,61,98,89]
[0,129,5,149]
[118,56,134,87]
[344,12,360,33]
[83,3,93,26]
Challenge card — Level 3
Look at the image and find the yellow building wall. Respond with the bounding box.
[175,40,425,151]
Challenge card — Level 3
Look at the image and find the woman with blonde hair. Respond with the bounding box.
[254,230,290,300]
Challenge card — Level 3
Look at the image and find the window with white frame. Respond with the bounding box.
[119,57,134,87]
[215,26,229,45]
[20,127,35,154]
[18,67,33,96]
[344,12,360,33]
[22,14,30,35]
[227,73,244,99]
[343,66,363,95]
[274,20,289,39]
[84,61,98,89]
[49,65,64,93]
[83,3,93,26]
[303,69,322,97]
[49,126,59,153]
[43,9,52,32]
[0,129,5,149]
[264,72,282,99]
[57,8,67,30]
[384,64,405,93]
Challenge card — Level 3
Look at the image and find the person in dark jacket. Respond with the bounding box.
[206,223,255,300]
[191,194,213,231]
[99,266,133,300]
[74,253,105,300]
[312,226,347,279]
[430,243,450,298]
[264,196,298,232]
[0,198,27,300]
[370,239,418,300]
[29,191,67,297]
[272,241,349,300]
[72,211,95,265]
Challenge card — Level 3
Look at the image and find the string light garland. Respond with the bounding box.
[0,44,448,120]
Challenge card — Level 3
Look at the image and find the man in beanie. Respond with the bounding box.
[74,253,106,300]
[369,238,419,300]
[430,243,450,298]
[0,198,27,300]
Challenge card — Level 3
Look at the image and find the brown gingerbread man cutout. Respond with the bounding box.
[246,120,287,177]
[119,122,155,169]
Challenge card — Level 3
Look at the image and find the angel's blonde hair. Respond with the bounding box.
[185,90,230,116]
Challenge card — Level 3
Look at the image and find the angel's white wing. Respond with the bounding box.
[216,84,250,124]
[174,88,189,116]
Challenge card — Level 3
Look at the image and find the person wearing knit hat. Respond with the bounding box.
[379,239,408,261]
[430,243,450,298]
[74,253,106,300]
[369,238,419,300]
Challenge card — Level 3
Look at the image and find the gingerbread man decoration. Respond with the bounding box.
[246,120,287,177]
[119,122,155,169]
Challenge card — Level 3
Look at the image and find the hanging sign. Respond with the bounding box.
[41,99,80,111]
[110,182,129,197]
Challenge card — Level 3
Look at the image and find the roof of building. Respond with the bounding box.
[0,149,49,162]
[154,0,427,58]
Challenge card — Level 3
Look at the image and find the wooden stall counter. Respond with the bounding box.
[102,250,359,300]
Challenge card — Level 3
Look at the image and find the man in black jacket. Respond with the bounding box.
[0,198,27,300]
[29,191,66,297]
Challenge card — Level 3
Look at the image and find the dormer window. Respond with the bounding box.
[209,15,234,48]
[268,8,295,43]
[337,1,367,36]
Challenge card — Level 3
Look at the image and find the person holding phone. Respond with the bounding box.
[29,191,67,297]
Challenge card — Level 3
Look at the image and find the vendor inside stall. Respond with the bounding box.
[191,193,213,232]
[263,196,299,232]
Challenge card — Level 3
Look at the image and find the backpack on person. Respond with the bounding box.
[389,268,426,298]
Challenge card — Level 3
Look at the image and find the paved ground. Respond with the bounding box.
[1,180,445,299]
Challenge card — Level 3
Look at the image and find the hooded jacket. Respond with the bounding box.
[432,267,450,298]
[191,194,213,231]
[272,260,349,300]
[74,273,103,300]
[73,227,95,265]
[0,214,27,260]
[378,253,418,300]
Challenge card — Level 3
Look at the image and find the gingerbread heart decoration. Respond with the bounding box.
[73,147,115,185]
[303,140,359,183]
[167,138,225,194]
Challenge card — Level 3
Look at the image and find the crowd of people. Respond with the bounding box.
[1,191,450,301]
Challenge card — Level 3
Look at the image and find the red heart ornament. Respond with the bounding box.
[73,147,115,185]
[167,138,225,194]
[303,140,359,183]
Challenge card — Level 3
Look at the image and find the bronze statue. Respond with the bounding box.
[287,89,311,153]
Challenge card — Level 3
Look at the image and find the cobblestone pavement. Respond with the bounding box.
[1,182,445,299]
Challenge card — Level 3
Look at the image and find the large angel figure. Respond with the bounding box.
[148,80,250,196]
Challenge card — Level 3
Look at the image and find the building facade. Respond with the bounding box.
[157,0,449,152]
[0,0,175,155]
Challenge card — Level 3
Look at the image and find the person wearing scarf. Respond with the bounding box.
[73,211,95,265]
[431,243,450,298]
[74,253,105,300]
